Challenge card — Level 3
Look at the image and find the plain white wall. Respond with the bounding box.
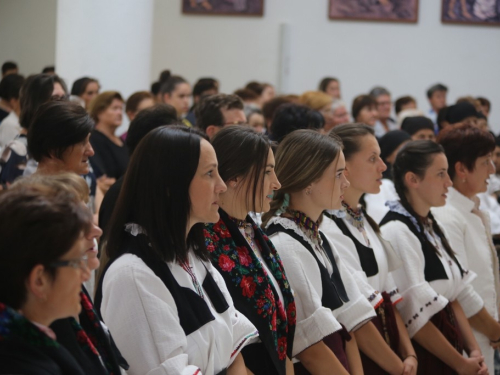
[151,0,500,130]
[0,0,57,76]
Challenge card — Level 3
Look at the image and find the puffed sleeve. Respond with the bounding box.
[100,255,203,375]
[320,216,384,309]
[323,236,376,332]
[270,232,342,356]
[381,221,448,338]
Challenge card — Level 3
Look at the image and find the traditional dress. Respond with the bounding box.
[321,202,403,374]
[266,211,376,373]
[381,201,482,375]
[204,209,296,375]
[96,225,258,375]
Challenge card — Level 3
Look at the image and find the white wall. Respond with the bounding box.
[151,0,500,130]
[0,0,57,76]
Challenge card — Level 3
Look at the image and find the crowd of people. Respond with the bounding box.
[0,58,499,375]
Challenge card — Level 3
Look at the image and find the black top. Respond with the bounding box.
[98,176,123,238]
[89,130,129,179]
[0,108,8,123]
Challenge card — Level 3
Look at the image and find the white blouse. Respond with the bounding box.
[321,212,402,309]
[381,205,479,338]
[100,251,258,375]
[266,217,375,357]
[364,179,399,224]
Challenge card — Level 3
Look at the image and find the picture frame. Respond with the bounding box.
[329,0,419,23]
[442,0,500,26]
[182,0,264,16]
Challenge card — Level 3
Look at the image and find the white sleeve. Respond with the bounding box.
[101,256,202,375]
[381,221,448,338]
[270,232,342,356]
[320,216,383,309]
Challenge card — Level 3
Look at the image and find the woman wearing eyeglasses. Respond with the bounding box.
[0,184,92,374]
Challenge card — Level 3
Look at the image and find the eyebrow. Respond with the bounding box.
[336,168,346,173]
[205,163,217,169]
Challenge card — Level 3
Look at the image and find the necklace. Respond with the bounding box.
[179,259,205,299]
[289,209,320,243]
[342,201,371,246]
[230,216,265,264]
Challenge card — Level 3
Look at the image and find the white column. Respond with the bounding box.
[55,0,154,133]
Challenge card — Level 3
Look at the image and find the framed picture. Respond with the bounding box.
[329,0,419,23]
[442,0,500,25]
[182,0,264,16]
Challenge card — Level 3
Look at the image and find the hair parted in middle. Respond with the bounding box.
[261,129,343,227]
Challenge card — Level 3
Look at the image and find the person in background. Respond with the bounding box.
[70,77,100,110]
[89,91,128,180]
[318,77,341,99]
[96,126,257,375]
[0,74,24,151]
[395,96,417,117]
[185,77,219,126]
[426,83,448,132]
[42,66,55,74]
[401,116,436,142]
[437,106,450,132]
[234,88,261,110]
[370,87,398,138]
[0,73,67,186]
[477,97,491,118]
[120,91,156,142]
[352,94,379,129]
[299,91,335,134]
[1,61,18,78]
[270,103,324,144]
[331,100,350,129]
[262,96,295,136]
[196,93,246,139]
[0,185,91,374]
[245,81,276,107]
[161,73,192,126]
[446,102,480,127]
[246,107,265,133]
[380,140,488,375]
[432,124,500,372]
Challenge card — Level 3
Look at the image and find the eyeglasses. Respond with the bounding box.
[48,256,89,271]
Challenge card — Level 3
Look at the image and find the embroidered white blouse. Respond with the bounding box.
[100,242,258,375]
[380,201,479,338]
[321,211,402,309]
[364,179,399,224]
[266,217,375,356]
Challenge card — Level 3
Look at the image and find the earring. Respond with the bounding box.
[232,182,237,188]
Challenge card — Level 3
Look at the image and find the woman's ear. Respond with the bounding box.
[404,171,419,190]
[454,161,467,181]
[26,265,51,301]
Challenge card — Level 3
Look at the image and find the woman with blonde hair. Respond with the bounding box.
[299,91,335,134]
[263,130,376,374]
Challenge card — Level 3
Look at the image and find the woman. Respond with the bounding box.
[0,183,92,374]
[380,140,488,375]
[70,77,100,110]
[204,126,296,375]
[318,77,341,99]
[89,91,128,180]
[12,173,128,375]
[401,116,436,142]
[95,125,257,375]
[263,130,376,375]
[0,73,67,185]
[246,81,276,107]
[321,124,417,375]
[160,75,193,126]
[125,91,155,122]
[298,91,336,134]
[432,124,500,373]
[352,95,378,128]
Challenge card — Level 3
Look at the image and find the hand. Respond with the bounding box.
[456,356,485,375]
[97,175,116,194]
[401,356,417,375]
[469,350,488,375]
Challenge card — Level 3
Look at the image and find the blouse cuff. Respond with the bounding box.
[397,282,448,338]
[181,366,203,375]
[457,283,484,318]
[335,294,376,332]
[386,287,403,306]
[293,306,342,357]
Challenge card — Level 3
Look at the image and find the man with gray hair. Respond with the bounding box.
[370,86,398,138]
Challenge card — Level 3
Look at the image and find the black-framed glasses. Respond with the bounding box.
[48,256,89,271]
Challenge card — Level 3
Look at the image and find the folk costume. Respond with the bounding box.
[266,210,376,374]
[380,201,482,375]
[95,225,258,375]
[321,203,403,374]
[204,209,296,375]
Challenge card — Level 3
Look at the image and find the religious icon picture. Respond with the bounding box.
[329,0,419,23]
[442,0,500,25]
[182,0,264,16]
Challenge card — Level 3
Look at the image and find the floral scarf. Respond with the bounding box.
[204,209,295,373]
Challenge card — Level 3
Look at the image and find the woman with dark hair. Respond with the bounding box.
[70,77,99,110]
[89,91,127,181]
[0,185,91,374]
[95,125,257,375]
[432,124,500,373]
[321,124,417,375]
[245,81,275,107]
[204,126,295,375]
[270,103,323,143]
[380,140,487,375]
[318,77,341,99]
[263,130,376,375]
[160,74,193,126]
[352,95,378,128]
[0,73,67,185]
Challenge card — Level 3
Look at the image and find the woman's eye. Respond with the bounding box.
[207,170,213,177]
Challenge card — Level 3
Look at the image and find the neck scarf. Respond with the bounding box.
[289,209,320,244]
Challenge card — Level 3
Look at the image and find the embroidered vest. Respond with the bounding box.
[266,223,349,310]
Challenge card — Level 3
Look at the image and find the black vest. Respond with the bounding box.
[324,212,379,278]
[380,211,463,282]
[95,233,229,375]
[266,224,349,310]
